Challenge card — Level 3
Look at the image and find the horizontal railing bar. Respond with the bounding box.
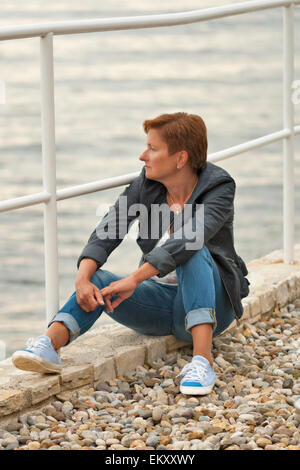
[56,171,140,201]
[0,191,51,213]
[0,0,300,41]
[209,128,291,162]
[1,125,298,213]
[0,174,140,213]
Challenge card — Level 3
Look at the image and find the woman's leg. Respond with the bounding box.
[172,245,235,361]
[46,322,70,351]
[47,268,178,348]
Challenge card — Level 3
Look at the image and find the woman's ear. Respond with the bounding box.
[177,150,189,169]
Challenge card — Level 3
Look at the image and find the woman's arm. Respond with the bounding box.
[75,258,98,283]
[77,168,145,271]
[130,261,159,285]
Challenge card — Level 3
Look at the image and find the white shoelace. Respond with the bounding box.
[26,336,50,352]
[177,362,208,382]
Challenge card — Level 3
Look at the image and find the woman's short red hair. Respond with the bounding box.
[143,112,207,171]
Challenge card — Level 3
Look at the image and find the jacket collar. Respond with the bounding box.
[142,161,219,205]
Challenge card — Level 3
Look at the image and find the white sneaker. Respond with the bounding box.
[177,355,216,395]
[12,335,62,373]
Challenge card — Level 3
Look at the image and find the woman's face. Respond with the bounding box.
[139,128,177,182]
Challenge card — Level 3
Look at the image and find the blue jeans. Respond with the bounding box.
[48,246,235,345]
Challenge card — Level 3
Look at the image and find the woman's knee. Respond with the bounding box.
[176,245,213,277]
[90,269,121,289]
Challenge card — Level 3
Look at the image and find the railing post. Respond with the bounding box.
[40,32,59,324]
[282,4,295,264]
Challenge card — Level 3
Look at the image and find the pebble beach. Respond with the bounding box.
[0,301,299,451]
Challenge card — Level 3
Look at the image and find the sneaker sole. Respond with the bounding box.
[12,351,62,374]
[180,383,214,395]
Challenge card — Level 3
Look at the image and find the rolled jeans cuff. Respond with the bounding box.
[185,308,217,333]
[47,312,81,345]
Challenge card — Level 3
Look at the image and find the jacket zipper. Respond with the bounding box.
[226,257,238,268]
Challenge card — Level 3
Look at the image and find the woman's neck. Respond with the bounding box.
[165,171,198,205]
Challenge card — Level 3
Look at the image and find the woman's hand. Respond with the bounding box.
[75,279,104,313]
[100,276,138,313]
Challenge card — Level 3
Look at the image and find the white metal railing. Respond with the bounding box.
[0,0,299,324]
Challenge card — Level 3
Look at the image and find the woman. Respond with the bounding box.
[12,112,250,396]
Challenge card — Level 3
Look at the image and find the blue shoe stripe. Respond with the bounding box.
[18,349,34,354]
[181,381,204,387]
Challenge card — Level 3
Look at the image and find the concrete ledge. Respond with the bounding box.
[0,244,300,422]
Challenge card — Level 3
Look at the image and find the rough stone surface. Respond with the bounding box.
[146,339,167,367]
[0,390,28,417]
[60,365,94,391]
[115,345,146,376]
[21,376,61,405]
[93,357,116,382]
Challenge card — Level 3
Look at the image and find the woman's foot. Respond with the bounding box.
[177,355,216,395]
[12,335,62,373]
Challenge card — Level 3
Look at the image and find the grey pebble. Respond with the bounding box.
[118,382,130,393]
[171,417,187,424]
[95,381,112,392]
[5,422,22,432]
[52,401,63,411]
[198,416,211,422]
[121,434,141,448]
[97,410,110,417]
[119,418,132,425]
[120,428,136,434]
[161,379,174,388]
[138,410,152,419]
[5,442,19,450]
[18,436,29,444]
[146,435,160,447]
[81,430,98,441]
[27,416,37,426]
[35,423,50,430]
[152,407,163,423]
[110,399,123,407]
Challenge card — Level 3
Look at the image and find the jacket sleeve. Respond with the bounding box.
[77,170,144,270]
[144,177,236,277]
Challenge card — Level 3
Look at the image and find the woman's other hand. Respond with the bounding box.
[100,276,138,313]
[75,279,104,312]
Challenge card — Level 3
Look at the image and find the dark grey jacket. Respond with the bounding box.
[77,162,250,320]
